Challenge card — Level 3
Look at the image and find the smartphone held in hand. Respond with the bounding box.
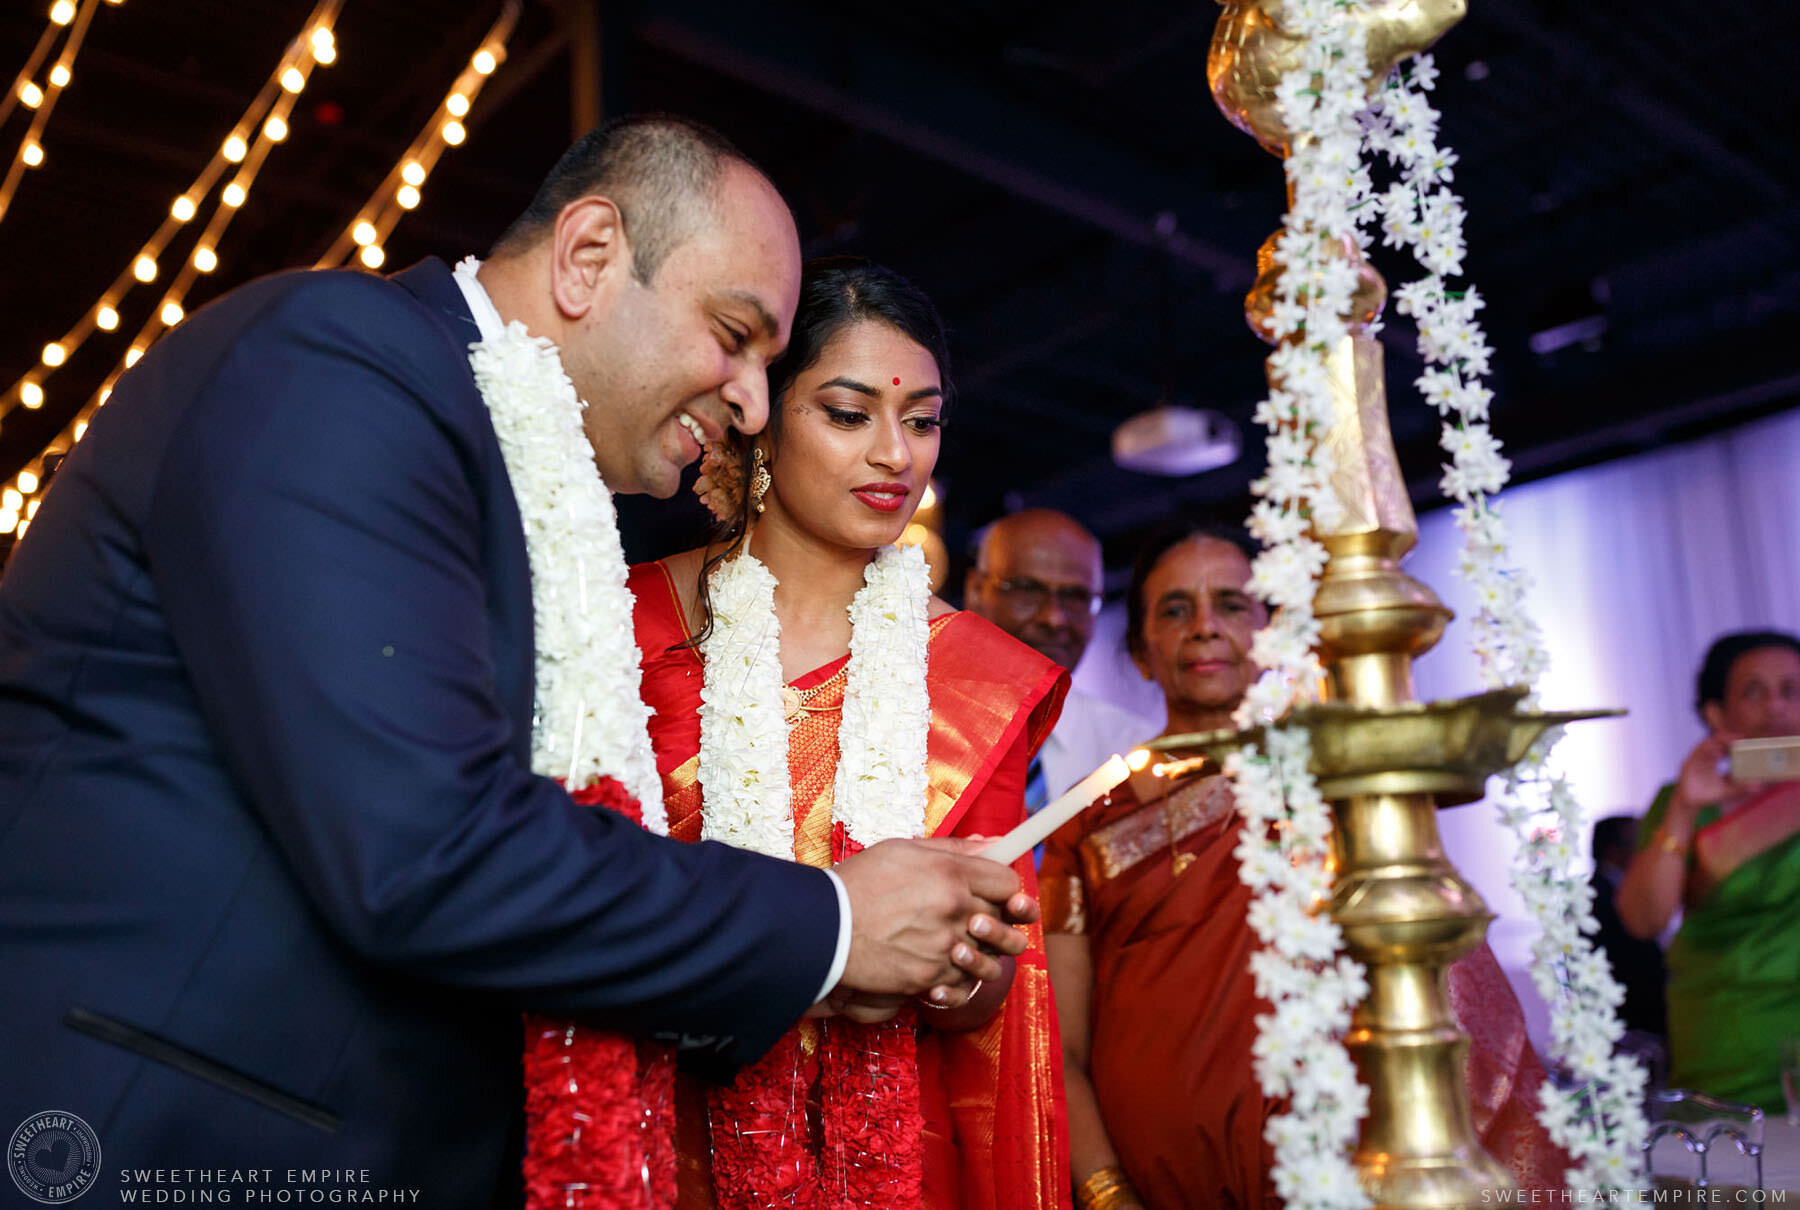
[1730,736,1800,782]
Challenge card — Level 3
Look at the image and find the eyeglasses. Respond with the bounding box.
[981,574,1101,618]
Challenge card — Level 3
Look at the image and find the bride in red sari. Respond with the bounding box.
[629,257,1070,1210]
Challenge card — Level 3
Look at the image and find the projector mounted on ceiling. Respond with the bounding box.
[1111,405,1242,477]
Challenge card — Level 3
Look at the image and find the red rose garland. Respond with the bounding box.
[523,777,677,1210]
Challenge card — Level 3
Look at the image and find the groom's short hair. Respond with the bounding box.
[492,114,768,284]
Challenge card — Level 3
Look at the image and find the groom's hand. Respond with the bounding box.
[833,837,1030,998]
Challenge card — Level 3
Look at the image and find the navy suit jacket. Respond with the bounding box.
[0,258,838,1205]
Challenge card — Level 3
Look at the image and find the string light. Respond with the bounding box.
[1,490,18,512]
[0,511,17,536]
[26,499,40,520]
[19,383,42,409]
[316,5,517,274]
[40,343,64,367]
[170,195,196,222]
[1,0,112,224]
[3,0,356,524]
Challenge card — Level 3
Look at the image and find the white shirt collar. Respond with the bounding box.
[451,255,507,343]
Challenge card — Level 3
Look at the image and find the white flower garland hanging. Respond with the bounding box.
[455,258,665,825]
[696,542,932,856]
[1365,59,1649,1187]
[1228,6,1375,1210]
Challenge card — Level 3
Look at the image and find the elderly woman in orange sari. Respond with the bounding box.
[1043,522,1568,1210]
[630,257,1069,1210]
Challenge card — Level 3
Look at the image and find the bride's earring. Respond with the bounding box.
[750,447,771,515]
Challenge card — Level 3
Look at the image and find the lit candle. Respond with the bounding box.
[978,749,1150,866]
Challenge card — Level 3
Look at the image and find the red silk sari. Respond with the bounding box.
[1042,775,1569,1210]
[629,560,1073,1210]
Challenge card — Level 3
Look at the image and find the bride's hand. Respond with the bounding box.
[806,986,910,1024]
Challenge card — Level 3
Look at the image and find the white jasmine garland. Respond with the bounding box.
[456,260,664,829]
[1229,4,1374,1208]
[697,542,931,857]
[1365,56,1648,1186]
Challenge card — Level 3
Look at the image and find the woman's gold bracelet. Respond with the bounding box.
[1075,1165,1141,1210]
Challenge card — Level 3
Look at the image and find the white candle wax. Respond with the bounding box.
[978,752,1135,866]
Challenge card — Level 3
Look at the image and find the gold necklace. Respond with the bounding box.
[1155,776,1196,878]
[780,670,845,725]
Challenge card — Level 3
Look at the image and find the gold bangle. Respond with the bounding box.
[1655,829,1688,858]
[1075,1165,1140,1210]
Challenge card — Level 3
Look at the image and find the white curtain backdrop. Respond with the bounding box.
[1074,404,1800,1049]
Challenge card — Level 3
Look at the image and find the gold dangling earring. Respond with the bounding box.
[749,446,771,515]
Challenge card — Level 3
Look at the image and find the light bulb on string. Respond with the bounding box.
[401,161,426,187]
[446,92,470,118]
[0,510,17,536]
[50,1,75,26]
[96,304,119,330]
[222,183,245,207]
[1,490,19,512]
[472,49,496,75]
[19,383,43,409]
[133,255,157,282]
[124,346,144,368]
[18,471,39,494]
[171,195,197,222]
[310,27,336,65]
[99,386,111,403]
[160,301,184,326]
[40,343,64,367]
[441,120,465,146]
[281,67,305,93]
[263,115,288,142]
[396,184,419,210]
[26,499,40,520]
[49,64,69,88]
[74,420,88,440]
[22,142,44,167]
[19,82,43,109]
[193,246,217,273]
[223,135,247,162]
[16,519,29,539]
[351,221,376,247]
[359,244,385,270]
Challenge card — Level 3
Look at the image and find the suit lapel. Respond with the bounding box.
[390,256,537,769]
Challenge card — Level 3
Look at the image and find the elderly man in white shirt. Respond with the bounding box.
[965,509,1157,860]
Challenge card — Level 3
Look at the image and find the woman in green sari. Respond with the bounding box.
[1618,631,1800,1111]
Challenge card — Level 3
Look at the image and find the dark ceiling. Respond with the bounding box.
[4,0,1798,582]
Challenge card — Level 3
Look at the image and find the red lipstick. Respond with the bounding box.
[851,482,910,513]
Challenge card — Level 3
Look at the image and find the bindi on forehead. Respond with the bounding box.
[893,377,901,386]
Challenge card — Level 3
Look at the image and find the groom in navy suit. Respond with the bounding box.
[0,117,1028,1206]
